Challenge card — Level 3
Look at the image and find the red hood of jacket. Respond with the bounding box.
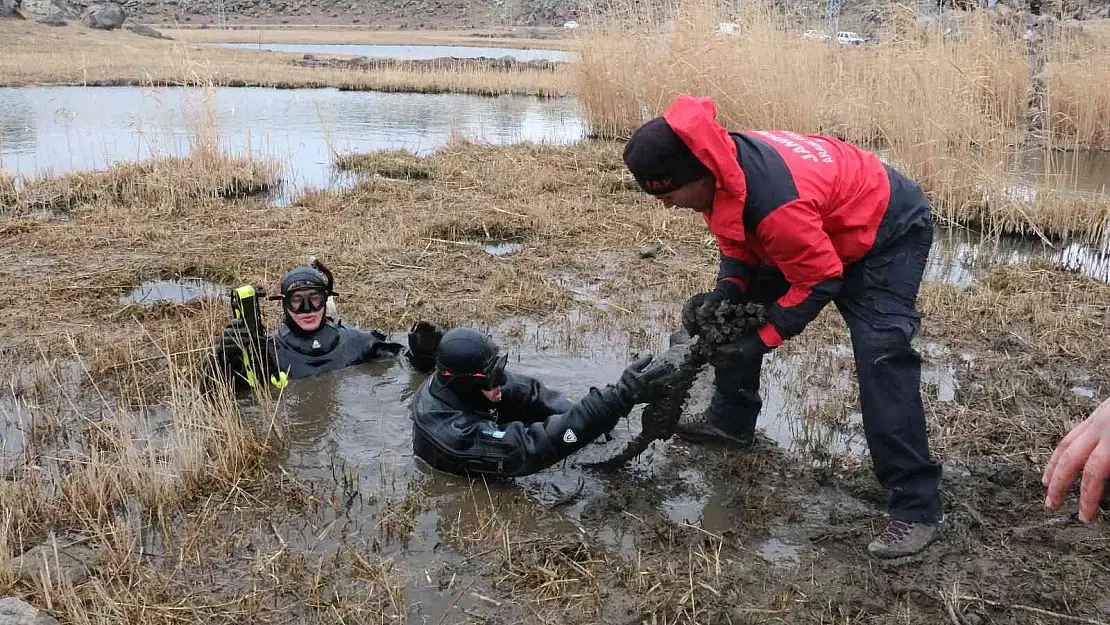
[663,94,749,243]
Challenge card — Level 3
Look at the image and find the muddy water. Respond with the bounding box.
[210,42,576,62]
[0,86,585,200]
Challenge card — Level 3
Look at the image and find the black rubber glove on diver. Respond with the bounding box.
[682,280,744,338]
[406,320,444,372]
[614,354,676,406]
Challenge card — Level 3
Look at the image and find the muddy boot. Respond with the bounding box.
[674,410,757,448]
[867,516,945,559]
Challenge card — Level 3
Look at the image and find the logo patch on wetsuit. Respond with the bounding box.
[562,429,578,444]
[482,428,507,439]
[312,339,321,349]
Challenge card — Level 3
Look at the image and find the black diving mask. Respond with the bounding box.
[286,288,327,314]
[442,352,508,390]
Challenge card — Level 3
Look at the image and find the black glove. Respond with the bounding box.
[406,320,444,372]
[614,354,676,406]
[682,281,744,337]
[707,331,769,367]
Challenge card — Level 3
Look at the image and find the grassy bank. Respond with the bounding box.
[574,1,1110,239]
[1,142,1108,623]
[162,26,571,49]
[0,21,575,96]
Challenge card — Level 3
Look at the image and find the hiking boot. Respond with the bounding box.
[674,418,755,448]
[867,516,945,559]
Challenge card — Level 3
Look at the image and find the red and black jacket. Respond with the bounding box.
[664,95,930,347]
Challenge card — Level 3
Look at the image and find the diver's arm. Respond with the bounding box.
[470,384,634,477]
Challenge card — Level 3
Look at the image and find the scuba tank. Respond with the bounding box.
[229,284,289,389]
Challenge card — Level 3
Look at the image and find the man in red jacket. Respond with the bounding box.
[623,94,943,559]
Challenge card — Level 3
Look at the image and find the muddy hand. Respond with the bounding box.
[706,332,768,367]
[616,354,675,405]
[682,292,708,337]
[1043,397,1110,523]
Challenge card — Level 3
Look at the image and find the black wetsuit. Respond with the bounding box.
[213,318,425,390]
[409,372,634,478]
[269,320,406,379]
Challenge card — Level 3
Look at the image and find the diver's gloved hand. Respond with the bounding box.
[614,354,675,406]
[707,331,769,367]
[406,320,444,372]
[683,280,743,337]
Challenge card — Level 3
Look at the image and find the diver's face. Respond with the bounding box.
[286,288,326,332]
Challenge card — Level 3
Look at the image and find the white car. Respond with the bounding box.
[836,31,866,45]
[715,22,741,37]
[563,20,579,30]
[804,29,831,42]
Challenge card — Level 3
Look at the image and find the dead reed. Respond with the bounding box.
[0,151,279,217]
[334,148,432,179]
[3,137,1109,624]
[572,0,1110,239]
[0,21,575,97]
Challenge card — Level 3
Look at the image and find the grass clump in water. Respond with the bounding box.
[1,151,279,216]
[335,149,433,180]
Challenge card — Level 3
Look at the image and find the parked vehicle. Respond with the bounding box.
[836,31,866,45]
[804,29,832,42]
[715,22,741,37]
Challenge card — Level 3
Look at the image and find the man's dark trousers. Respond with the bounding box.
[708,215,943,523]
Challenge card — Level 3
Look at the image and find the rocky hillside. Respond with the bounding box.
[8,0,1107,29]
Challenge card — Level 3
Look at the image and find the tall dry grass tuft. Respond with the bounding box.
[573,0,1110,240]
[1044,26,1110,150]
[0,327,278,548]
[0,151,279,216]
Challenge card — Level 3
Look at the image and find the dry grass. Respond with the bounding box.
[335,149,432,179]
[162,26,572,49]
[0,21,575,96]
[0,151,279,217]
[916,263,1110,461]
[3,138,1110,623]
[572,0,1110,240]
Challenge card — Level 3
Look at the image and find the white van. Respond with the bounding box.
[836,31,866,45]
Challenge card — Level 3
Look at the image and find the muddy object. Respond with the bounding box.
[81,1,125,29]
[585,300,768,469]
[0,598,59,625]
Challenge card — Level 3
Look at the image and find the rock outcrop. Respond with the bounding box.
[80,1,126,28]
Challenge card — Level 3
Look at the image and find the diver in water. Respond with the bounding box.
[210,263,443,389]
[409,327,674,478]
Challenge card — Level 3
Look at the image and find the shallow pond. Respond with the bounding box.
[0,85,586,200]
[208,42,576,62]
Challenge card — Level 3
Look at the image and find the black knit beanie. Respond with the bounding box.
[623,117,712,195]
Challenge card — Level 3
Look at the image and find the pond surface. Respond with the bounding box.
[0,86,586,200]
[209,42,576,62]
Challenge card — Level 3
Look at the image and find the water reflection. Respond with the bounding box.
[0,86,586,198]
[929,226,1110,286]
[209,42,576,62]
